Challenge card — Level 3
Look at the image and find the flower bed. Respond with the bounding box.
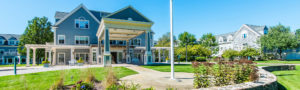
[192,60,259,88]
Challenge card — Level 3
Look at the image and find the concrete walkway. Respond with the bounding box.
[0,64,130,76]
[120,65,194,90]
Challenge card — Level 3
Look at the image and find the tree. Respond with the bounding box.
[295,29,300,39]
[18,17,53,64]
[259,24,298,59]
[199,33,218,54]
[222,49,239,60]
[175,45,211,61]
[239,48,260,60]
[155,32,177,47]
[178,31,196,62]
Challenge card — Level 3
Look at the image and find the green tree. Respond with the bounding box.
[295,29,300,39]
[239,48,260,60]
[155,32,177,47]
[222,49,239,60]
[259,24,298,59]
[175,45,211,61]
[199,33,218,54]
[18,17,53,64]
[178,31,196,62]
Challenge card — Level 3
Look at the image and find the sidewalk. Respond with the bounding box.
[120,65,194,90]
[0,64,130,76]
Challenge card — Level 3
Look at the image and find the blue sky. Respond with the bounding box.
[1,0,300,40]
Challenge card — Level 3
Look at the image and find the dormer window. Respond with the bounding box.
[242,34,247,38]
[0,40,3,45]
[75,18,89,29]
[9,40,15,45]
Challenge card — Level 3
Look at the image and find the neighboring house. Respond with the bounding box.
[25,4,169,66]
[0,34,26,65]
[215,24,268,56]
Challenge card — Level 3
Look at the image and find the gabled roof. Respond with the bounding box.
[244,24,267,35]
[55,11,69,20]
[54,4,101,26]
[105,6,153,23]
[0,34,21,40]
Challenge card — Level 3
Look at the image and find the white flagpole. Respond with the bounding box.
[170,0,175,80]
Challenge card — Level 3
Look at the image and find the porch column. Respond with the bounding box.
[70,48,74,61]
[18,56,21,64]
[48,49,52,63]
[97,39,101,64]
[89,48,93,64]
[159,49,161,62]
[2,56,4,64]
[103,28,111,66]
[52,49,56,65]
[26,47,30,67]
[126,40,130,63]
[32,48,36,66]
[144,30,152,65]
[152,51,155,62]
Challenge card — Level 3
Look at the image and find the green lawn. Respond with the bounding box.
[272,66,300,90]
[254,60,300,64]
[142,64,194,73]
[0,64,42,68]
[0,67,137,90]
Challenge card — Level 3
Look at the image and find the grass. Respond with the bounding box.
[0,64,43,68]
[254,60,300,64]
[0,67,137,90]
[142,64,194,73]
[271,66,300,90]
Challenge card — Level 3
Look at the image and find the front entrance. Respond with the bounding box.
[58,53,65,65]
[111,52,117,64]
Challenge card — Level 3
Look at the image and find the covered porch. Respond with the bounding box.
[25,43,94,66]
[96,18,153,66]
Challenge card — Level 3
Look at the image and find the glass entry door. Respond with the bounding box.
[58,53,65,65]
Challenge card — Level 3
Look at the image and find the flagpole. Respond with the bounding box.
[170,0,175,80]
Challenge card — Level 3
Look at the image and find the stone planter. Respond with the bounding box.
[77,63,83,66]
[43,63,49,67]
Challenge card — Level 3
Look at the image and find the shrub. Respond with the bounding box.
[222,49,239,60]
[72,80,93,90]
[193,60,258,88]
[77,57,84,63]
[42,59,50,64]
[102,67,118,88]
[195,57,206,62]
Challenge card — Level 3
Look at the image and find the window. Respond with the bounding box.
[75,53,89,62]
[131,38,141,46]
[0,49,4,55]
[9,40,15,45]
[75,19,89,29]
[0,40,3,45]
[58,35,65,44]
[75,36,89,45]
[242,34,247,38]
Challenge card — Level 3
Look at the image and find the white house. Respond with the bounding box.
[215,24,268,56]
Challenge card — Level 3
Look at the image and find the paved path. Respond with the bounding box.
[0,64,130,76]
[256,63,300,65]
[120,65,194,90]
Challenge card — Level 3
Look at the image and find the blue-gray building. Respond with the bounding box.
[25,4,169,66]
[0,34,26,65]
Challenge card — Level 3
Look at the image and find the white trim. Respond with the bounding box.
[54,4,100,26]
[74,36,89,45]
[74,19,89,29]
[57,35,65,44]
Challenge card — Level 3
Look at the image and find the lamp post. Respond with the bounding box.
[170,0,175,80]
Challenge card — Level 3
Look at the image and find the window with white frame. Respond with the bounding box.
[75,18,89,29]
[75,36,89,45]
[58,35,65,44]
[9,40,15,45]
[75,53,89,62]
[131,38,141,46]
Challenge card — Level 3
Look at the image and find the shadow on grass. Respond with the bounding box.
[276,74,295,76]
[278,82,287,90]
